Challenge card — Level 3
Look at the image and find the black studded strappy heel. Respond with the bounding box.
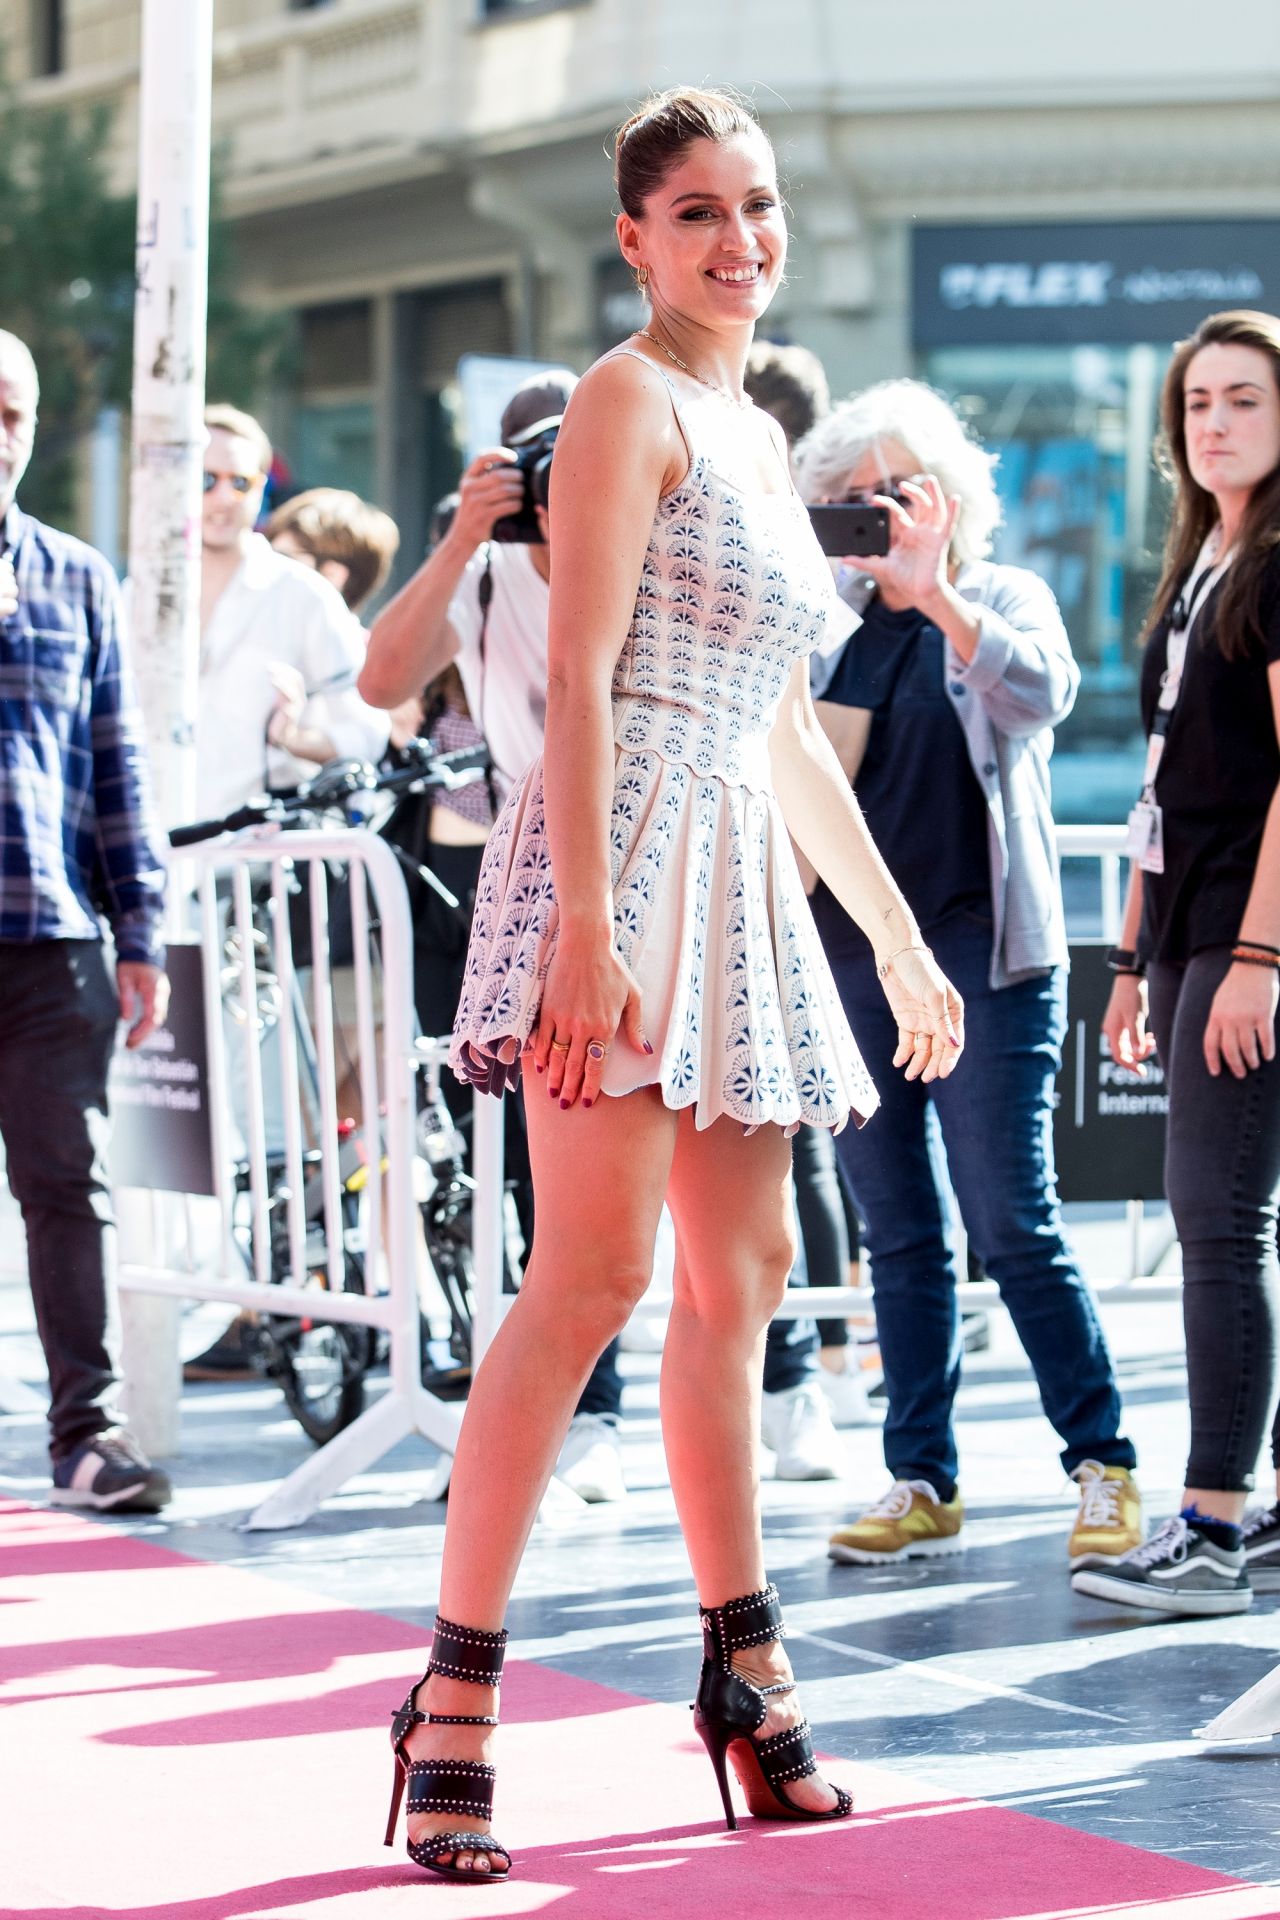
[693,1582,853,1830]
[385,1616,511,1882]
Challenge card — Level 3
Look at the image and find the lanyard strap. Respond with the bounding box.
[1142,545,1232,793]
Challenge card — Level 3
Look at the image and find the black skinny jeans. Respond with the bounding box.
[0,940,123,1461]
[1149,946,1280,1492]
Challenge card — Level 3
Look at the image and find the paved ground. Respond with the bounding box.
[4,1182,1280,1892]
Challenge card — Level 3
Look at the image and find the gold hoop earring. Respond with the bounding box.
[635,264,649,290]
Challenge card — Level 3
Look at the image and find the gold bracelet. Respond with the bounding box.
[877,942,930,981]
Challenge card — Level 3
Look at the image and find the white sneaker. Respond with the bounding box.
[555,1413,626,1503]
[817,1361,882,1427]
[760,1380,842,1480]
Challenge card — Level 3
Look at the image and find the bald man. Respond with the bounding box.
[0,329,171,1512]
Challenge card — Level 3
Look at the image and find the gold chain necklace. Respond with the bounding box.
[634,329,751,408]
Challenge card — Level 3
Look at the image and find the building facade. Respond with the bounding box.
[11,0,1280,813]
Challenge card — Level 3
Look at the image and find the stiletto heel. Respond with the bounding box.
[386,1616,512,1881]
[383,1757,405,1847]
[693,1582,853,1828]
[694,1710,739,1831]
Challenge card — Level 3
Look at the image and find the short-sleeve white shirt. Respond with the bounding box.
[446,543,550,794]
[197,534,390,817]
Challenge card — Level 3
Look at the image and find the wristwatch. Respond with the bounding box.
[1105,946,1145,976]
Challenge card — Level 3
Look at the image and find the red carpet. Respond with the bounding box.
[0,1497,1273,1919]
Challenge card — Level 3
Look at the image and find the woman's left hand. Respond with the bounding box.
[878,945,965,1082]
[844,473,959,609]
[1204,961,1279,1078]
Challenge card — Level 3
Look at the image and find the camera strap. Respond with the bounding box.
[474,544,501,819]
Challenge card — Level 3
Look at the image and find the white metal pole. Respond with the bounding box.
[117,0,213,1459]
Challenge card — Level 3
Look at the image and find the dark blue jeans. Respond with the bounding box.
[1149,947,1280,1492]
[827,916,1134,1499]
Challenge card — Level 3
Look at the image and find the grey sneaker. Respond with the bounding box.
[1242,1502,1280,1591]
[50,1428,172,1513]
[1071,1514,1250,1616]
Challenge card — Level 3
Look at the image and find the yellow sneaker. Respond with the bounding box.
[828,1478,965,1565]
[1068,1461,1143,1570]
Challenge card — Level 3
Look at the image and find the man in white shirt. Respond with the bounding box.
[184,408,389,1380]
[199,404,389,818]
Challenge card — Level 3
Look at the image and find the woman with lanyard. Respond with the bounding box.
[1076,309,1280,1618]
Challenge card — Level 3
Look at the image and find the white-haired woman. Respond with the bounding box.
[799,379,1142,1572]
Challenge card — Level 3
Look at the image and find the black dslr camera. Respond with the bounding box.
[491,414,561,544]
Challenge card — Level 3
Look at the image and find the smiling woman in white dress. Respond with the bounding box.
[381,87,964,1884]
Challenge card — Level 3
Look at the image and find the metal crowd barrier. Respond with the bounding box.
[117,826,468,1529]
[112,820,1172,1525]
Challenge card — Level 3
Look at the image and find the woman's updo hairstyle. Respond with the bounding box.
[613,86,764,218]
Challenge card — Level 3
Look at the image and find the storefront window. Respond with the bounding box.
[924,343,1168,822]
[913,218,1280,824]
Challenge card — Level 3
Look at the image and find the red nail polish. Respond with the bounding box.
[559,1098,570,1110]
[535,1063,544,1073]
[583,1098,593,1109]
[643,1041,654,1055]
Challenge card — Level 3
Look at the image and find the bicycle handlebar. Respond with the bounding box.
[168,740,489,848]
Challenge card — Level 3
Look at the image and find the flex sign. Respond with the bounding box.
[912,221,1280,346]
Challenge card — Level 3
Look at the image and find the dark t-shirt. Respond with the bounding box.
[811,595,991,955]
[1139,549,1280,965]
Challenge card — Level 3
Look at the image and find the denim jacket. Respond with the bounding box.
[811,559,1079,990]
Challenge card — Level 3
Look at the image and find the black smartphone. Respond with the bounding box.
[807,503,890,558]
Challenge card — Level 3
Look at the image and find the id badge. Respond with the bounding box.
[1125,800,1164,875]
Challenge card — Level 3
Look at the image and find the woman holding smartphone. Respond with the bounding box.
[798,381,1142,1573]
[1077,309,1280,1618]
[380,88,963,1883]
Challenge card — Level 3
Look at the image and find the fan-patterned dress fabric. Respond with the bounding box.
[451,357,879,1135]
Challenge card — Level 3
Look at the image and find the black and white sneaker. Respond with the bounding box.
[49,1428,172,1513]
[1242,1502,1280,1591]
[1071,1514,1251,1617]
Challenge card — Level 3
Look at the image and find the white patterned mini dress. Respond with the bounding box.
[451,353,879,1135]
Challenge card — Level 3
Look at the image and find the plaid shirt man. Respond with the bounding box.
[0,503,165,964]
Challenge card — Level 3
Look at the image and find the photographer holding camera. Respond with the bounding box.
[364,371,643,1500]
[362,376,568,800]
[797,378,1143,1572]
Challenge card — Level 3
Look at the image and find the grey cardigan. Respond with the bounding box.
[811,560,1079,990]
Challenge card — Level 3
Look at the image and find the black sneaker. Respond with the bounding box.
[1242,1502,1280,1591]
[50,1429,172,1513]
[182,1312,259,1382]
[1071,1514,1250,1617]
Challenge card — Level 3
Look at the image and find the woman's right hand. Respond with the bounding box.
[532,932,651,1110]
[878,945,965,1082]
[1102,974,1156,1077]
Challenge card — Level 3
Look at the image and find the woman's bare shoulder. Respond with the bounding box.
[555,350,683,491]
[567,348,677,426]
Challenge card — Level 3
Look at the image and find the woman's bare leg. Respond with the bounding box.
[662,1114,838,1815]
[404,1071,677,1872]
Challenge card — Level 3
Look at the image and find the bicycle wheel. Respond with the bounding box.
[266,1187,372,1446]
[269,1253,370,1446]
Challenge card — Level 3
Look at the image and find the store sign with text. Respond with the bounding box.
[913,220,1280,346]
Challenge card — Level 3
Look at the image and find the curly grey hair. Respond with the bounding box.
[794,377,1001,566]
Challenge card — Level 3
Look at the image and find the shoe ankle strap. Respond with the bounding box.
[427,1616,509,1686]
[700,1582,784,1664]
